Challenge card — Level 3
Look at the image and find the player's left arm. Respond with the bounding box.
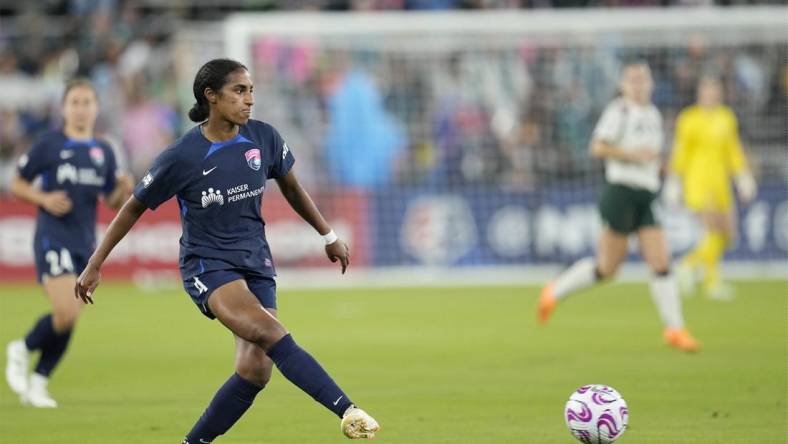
[275,170,350,274]
[104,173,134,209]
[725,110,756,203]
[101,144,134,209]
[663,109,690,207]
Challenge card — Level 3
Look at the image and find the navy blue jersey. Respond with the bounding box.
[133,120,295,280]
[17,130,118,254]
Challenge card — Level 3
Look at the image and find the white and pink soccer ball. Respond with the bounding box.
[565,384,629,444]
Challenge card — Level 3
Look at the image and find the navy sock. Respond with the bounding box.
[184,373,263,444]
[266,334,353,417]
[34,328,73,377]
[24,314,56,351]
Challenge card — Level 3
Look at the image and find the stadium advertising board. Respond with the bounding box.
[0,190,371,282]
[373,183,788,266]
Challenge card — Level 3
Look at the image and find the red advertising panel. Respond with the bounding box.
[0,189,370,283]
[262,188,371,268]
[0,198,181,283]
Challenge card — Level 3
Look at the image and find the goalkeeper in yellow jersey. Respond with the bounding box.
[666,76,757,300]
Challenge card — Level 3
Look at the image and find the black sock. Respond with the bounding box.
[184,373,263,444]
[266,334,353,418]
[24,314,56,351]
[34,328,73,377]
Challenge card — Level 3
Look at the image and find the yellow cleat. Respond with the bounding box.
[341,406,380,440]
[664,328,700,353]
[538,282,557,325]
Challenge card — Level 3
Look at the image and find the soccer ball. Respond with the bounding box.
[564,384,629,444]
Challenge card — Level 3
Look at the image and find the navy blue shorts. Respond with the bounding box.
[183,269,277,319]
[33,238,89,283]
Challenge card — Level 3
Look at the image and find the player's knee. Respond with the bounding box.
[235,359,271,388]
[595,264,617,280]
[246,321,287,350]
[648,257,671,275]
[653,268,671,277]
[52,309,78,333]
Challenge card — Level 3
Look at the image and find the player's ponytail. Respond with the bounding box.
[188,102,209,122]
[189,58,248,122]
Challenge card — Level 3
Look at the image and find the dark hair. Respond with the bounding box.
[62,77,97,103]
[188,58,248,122]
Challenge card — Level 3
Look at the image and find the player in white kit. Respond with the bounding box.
[537,61,699,352]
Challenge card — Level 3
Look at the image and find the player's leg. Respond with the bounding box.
[538,227,629,324]
[207,280,379,439]
[234,332,275,387]
[184,321,275,443]
[40,274,82,370]
[539,184,634,324]
[679,186,734,299]
[683,210,731,299]
[31,274,81,407]
[639,227,699,352]
[676,182,709,294]
[702,209,735,299]
[6,274,80,407]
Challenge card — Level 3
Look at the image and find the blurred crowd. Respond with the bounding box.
[246,38,787,190]
[0,1,786,192]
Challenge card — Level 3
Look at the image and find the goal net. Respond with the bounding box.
[173,8,787,284]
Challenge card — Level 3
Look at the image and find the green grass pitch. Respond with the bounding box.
[1,280,785,443]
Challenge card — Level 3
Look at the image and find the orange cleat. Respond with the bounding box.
[538,282,557,325]
[664,328,700,353]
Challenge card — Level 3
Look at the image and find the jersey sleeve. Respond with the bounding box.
[101,143,119,194]
[268,127,296,179]
[670,110,691,175]
[133,148,184,210]
[17,136,52,181]
[592,103,625,143]
[724,109,747,176]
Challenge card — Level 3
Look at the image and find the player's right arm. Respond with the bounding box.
[10,176,72,216]
[723,108,756,203]
[75,196,147,304]
[590,140,657,163]
[11,136,73,216]
[76,146,184,303]
[663,108,692,206]
[589,102,656,163]
[668,109,691,177]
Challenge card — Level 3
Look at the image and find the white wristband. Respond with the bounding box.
[322,229,338,245]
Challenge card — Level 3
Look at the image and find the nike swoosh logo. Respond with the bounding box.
[202,167,217,175]
[199,440,212,444]
[333,395,344,406]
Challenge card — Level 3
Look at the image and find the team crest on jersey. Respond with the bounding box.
[89,147,104,166]
[244,149,262,171]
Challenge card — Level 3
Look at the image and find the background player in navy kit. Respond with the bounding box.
[75,59,380,442]
[5,79,133,407]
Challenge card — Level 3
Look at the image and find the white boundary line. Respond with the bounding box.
[272,261,788,289]
[125,261,786,292]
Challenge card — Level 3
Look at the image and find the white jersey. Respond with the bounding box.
[592,97,664,192]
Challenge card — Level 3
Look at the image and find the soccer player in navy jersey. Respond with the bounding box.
[74,59,380,442]
[5,79,134,407]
